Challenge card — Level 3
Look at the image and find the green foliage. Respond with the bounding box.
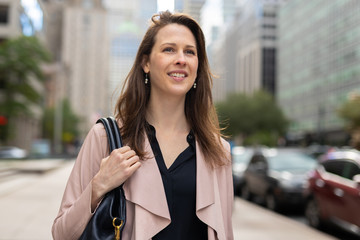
[0,36,51,142]
[338,95,360,150]
[338,95,360,130]
[43,99,81,144]
[216,90,289,146]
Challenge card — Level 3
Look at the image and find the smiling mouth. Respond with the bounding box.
[169,72,186,78]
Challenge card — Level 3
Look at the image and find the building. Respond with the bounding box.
[174,0,205,22]
[0,0,44,150]
[183,0,206,22]
[277,0,360,145]
[211,0,286,102]
[104,0,156,114]
[0,0,23,41]
[61,0,110,136]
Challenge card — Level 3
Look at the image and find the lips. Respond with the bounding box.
[170,72,186,78]
[168,70,188,81]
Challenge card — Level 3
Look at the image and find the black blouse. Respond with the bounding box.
[145,124,208,239]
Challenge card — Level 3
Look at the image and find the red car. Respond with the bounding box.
[305,149,360,237]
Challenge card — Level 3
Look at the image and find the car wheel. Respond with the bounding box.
[305,198,323,229]
[266,192,279,211]
[241,183,253,201]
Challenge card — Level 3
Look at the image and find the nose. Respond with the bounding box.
[175,52,186,66]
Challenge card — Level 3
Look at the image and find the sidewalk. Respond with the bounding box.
[0,160,337,240]
[0,159,73,240]
[232,197,336,240]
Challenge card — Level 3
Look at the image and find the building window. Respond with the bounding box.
[0,5,9,24]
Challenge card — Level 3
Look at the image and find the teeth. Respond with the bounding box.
[170,73,185,78]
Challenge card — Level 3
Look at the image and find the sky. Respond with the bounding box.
[157,0,174,12]
[201,0,223,44]
[21,0,43,33]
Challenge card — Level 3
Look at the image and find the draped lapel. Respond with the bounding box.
[123,135,171,238]
[122,134,227,239]
[196,140,227,240]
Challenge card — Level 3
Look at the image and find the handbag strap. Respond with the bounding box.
[96,117,123,152]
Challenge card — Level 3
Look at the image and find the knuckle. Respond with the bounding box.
[122,146,131,151]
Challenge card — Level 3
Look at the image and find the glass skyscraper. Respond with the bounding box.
[277,0,360,144]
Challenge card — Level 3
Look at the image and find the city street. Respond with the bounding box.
[0,159,338,240]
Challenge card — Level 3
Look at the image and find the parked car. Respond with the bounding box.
[232,146,253,196]
[304,149,360,237]
[0,146,28,159]
[242,148,317,211]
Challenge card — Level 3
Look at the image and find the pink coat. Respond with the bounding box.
[52,123,234,240]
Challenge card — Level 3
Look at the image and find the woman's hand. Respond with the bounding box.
[91,146,141,211]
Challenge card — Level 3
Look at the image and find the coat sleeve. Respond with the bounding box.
[221,139,234,240]
[52,123,108,240]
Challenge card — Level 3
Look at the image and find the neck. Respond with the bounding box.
[146,94,189,133]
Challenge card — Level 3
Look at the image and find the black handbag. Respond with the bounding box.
[79,117,126,240]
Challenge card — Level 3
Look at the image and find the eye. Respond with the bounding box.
[163,47,174,52]
[185,49,196,55]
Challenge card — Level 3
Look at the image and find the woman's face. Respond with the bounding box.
[143,23,198,99]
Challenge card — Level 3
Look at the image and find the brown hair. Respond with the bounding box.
[115,11,228,166]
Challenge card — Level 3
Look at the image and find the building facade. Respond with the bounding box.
[174,0,205,22]
[211,0,286,102]
[104,0,156,114]
[61,0,110,135]
[277,0,360,145]
[0,0,44,150]
[0,0,23,41]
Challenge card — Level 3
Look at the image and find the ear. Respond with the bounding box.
[141,55,150,73]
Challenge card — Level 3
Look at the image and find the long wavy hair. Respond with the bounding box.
[115,11,228,167]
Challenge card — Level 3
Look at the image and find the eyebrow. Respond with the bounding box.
[160,42,196,49]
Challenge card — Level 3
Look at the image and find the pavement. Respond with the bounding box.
[0,159,338,240]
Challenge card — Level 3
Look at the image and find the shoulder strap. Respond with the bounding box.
[96,117,123,152]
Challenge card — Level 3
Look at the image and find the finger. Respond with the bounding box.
[113,146,131,154]
[110,147,132,160]
[122,150,137,160]
[128,161,141,173]
[125,155,140,166]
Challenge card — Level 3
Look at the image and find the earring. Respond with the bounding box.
[145,73,149,84]
[193,82,197,89]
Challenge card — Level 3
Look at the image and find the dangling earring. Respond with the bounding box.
[193,82,197,89]
[145,73,149,84]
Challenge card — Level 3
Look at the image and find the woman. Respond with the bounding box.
[52,11,234,240]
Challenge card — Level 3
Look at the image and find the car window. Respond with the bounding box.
[322,160,345,176]
[232,150,252,164]
[267,152,316,171]
[343,161,360,180]
[322,159,360,180]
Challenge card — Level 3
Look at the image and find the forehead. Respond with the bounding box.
[154,23,197,46]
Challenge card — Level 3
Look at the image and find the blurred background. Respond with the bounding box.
[1,0,360,239]
[1,0,360,157]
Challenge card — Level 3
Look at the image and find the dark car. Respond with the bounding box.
[241,148,317,211]
[304,150,360,237]
[232,146,253,196]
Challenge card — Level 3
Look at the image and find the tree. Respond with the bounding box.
[0,36,51,142]
[43,99,82,149]
[216,91,289,146]
[338,94,360,150]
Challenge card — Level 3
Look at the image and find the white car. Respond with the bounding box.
[0,146,28,159]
